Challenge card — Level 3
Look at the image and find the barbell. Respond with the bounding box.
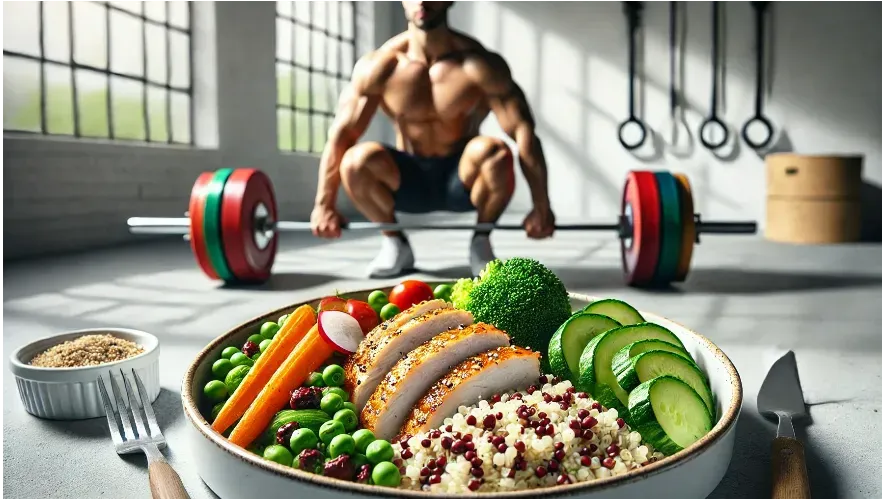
[126,168,757,287]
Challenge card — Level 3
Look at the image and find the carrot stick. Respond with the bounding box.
[212,305,316,434]
[228,325,334,448]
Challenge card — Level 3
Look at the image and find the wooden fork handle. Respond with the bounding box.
[771,436,811,499]
[149,461,191,499]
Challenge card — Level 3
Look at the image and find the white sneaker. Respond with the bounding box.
[470,233,496,277]
[366,235,415,278]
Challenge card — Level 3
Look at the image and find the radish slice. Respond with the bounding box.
[317,310,363,354]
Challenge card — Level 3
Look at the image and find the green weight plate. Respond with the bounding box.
[652,171,682,286]
[203,168,236,283]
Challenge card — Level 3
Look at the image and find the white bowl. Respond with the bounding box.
[9,328,161,420]
[182,288,742,499]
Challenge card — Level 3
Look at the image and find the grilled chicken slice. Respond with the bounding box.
[397,345,541,439]
[344,306,474,409]
[361,323,511,440]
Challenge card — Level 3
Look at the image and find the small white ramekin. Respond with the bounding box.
[8,328,161,420]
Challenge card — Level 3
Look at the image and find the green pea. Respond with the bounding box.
[210,402,225,421]
[352,429,376,454]
[333,408,358,432]
[351,453,370,470]
[212,358,234,380]
[278,314,289,326]
[433,283,454,302]
[263,444,294,467]
[365,439,394,465]
[343,401,357,413]
[305,372,326,387]
[259,339,273,353]
[320,393,344,415]
[322,364,345,387]
[203,380,228,402]
[229,352,254,367]
[225,365,251,393]
[371,461,401,487]
[380,303,400,321]
[318,420,346,445]
[368,290,389,313]
[289,428,319,456]
[221,346,240,359]
[261,322,281,340]
[324,387,349,401]
[328,433,356,458]
[247,334,265,345]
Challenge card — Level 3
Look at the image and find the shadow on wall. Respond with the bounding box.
[861,181,882,242]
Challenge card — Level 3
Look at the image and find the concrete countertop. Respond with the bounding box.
[4,232,881,498]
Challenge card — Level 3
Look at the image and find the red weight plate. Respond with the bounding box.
[620,171,662,286]
[221,168,278,283]
[189,172,219,280]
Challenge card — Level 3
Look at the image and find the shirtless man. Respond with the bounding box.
[310,1,556,277]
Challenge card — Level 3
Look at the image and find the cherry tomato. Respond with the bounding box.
[318,296,347,313]
[388,280,434,311]
[346,299,379,335]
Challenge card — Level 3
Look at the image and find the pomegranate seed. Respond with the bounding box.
[545,424,555,435]
[592,402,602,410]
[402,448,414,459]
[582,416,598,429]
[577,409,590,420]
[441,437,453,449]
[497,412,504,420]
[492,436,505,447]
[566,386,576,393]
[531,420,541,429]
[616,418,626,428]
[527,385,537,394]
[462,434,473,443]
[393,458,403,466]
[535,466,548,478]
[538,412,547,419]
[540,417,551,426]
[579,446,590,456]
[528,407,536,416]
[520,425,528,434]
[445,425,453,432]
[454,432,463,439]
[420,467,431,477]
[590,444,598,454]
[548,459,560,471]
[399,438,409,448]
[468,479,481,491]
[437,456,447,468]
[543,394,553,403]
[451,440,466,454]
[578,392,589,399]
[430,474,442,484]
[511,393,522,400]
[582,429,594,440]
[514,441,526,452]
[557,474,570,485]
[606,444,620,457]
[483,414,497,429]
[427,459,437,469]
[518,459,528,471]
[573,428,583,438]
[465,450,477,461]
[506,469,516,478]
[554,442,564,450]
[466,415,477,426]
[471,467,484,478]
[554,449,566,461]
[491,393,502,403]
[539,375,548,384]
[559,403,570,411]
[466,441,476,451]
[603,457,616,469]
[421,439,431,448]
[581,455,592,466]
[497,443,508,453]
[535,425,546,436]
[471,457,483,467]
[553,394,563,402]
[430,430,441,439]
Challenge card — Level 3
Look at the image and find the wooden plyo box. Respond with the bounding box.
[765,154,864,244]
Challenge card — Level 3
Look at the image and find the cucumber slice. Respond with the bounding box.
[548,313,621,381]
[578,299,645,326]
[613,350,714,416]
[611,339,693,402]
[627,375,713,455]
[577,323,685,415]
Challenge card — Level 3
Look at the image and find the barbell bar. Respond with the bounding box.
[125,167,757,287]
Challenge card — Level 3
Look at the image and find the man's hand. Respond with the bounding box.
[310,204,347,239]
[523,205,555,239]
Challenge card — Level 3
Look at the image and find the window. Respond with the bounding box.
[276,1,356,154]
[3,1,194,144]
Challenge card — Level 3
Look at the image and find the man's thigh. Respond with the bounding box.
[388,146,476,214]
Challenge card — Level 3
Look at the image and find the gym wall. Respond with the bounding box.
[449,1,882,235]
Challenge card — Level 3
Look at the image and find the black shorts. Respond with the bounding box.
[384,145,475,214]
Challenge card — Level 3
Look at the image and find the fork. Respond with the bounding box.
[97,369,191,499]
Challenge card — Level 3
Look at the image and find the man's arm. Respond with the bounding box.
[314,52,390,209]
[464,52,551,212]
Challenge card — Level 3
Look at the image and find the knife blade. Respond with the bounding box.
[757,350,811,499]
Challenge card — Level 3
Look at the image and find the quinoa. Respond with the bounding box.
[392,376,665,493]
[28,334,144,368]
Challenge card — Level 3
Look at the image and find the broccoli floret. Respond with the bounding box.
[456,257,571,366]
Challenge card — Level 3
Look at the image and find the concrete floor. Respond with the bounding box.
[4,230,882,498]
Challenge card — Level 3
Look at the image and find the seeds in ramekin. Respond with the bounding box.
[29,334,144,368]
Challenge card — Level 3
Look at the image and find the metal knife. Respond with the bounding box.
[757,350,811,499]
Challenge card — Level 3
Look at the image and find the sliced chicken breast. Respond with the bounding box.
[397,345,541,439]
[344,306,474,409]
[361,323,511,440]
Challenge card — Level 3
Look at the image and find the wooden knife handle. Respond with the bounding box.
[149,461,191,499]
[771,436,811,499]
